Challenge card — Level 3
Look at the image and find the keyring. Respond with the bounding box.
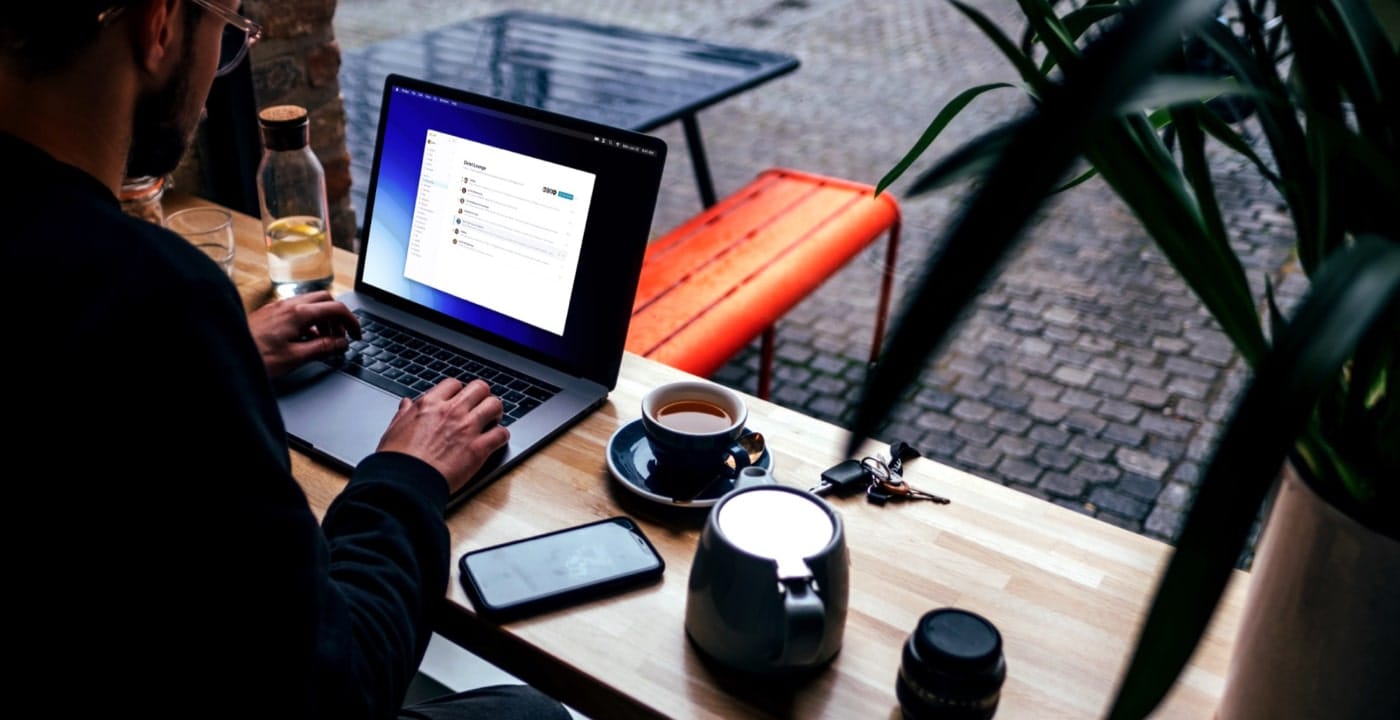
[861,456,891,483]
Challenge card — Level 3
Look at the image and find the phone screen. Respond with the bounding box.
[460,517,663,615]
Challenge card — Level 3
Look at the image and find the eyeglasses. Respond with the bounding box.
[97,1,263,78]
[190,0,262,76]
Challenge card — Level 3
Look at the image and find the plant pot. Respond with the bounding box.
[1218,462,1400,719]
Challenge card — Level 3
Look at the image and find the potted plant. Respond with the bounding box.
[847,0,1399,717]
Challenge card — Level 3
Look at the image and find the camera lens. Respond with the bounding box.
[896,607,1005,719]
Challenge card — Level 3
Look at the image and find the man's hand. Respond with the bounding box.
[377,379,510,495]
[249,291,361,379]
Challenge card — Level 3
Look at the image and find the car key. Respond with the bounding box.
[809,459,870,497]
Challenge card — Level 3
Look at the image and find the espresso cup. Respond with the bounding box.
[641,381,748,479]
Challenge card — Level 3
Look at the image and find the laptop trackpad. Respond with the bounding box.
[279,372,400,468]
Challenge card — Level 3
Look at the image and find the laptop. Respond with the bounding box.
[276,73,667,507]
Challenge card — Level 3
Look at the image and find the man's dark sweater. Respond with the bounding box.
[2,132,449,717]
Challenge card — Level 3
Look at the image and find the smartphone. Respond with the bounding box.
[459,516,665,620]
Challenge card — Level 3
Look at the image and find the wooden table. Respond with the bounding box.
[171,193,1251,719]
[339,11,801,216]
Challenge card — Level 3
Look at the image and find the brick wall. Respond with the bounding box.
[173,0,357,252]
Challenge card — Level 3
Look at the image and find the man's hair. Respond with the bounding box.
[0,2,198,79]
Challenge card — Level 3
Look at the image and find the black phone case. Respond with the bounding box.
[458,516,665,621]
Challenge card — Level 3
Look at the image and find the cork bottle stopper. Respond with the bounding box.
[258,105,311,151]
[258,104,309,127]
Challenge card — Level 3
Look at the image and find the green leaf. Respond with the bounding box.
[1119,75,1251,115]
[875,83,1018,196]
[907,124,1019,196]
[949,0,1051,96]
[1107,236,1400,719]
[849,0,1223,455]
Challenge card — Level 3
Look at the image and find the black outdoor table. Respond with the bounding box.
[339,10,801,223]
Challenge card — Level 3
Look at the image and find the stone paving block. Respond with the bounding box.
[1018,336,1054,357]
[1139,412,1195,440]
[1071,461,1121,485]
[998,457,1042,486]
[1172,398,1208,421]
[1166,376,1210,401]
[986,387,1032,411]
[993,434,1037,459]
[1116,447,1170,480]
[1014,354,1058,376]
[954,377,994,401]
[1147,438,1187,461]
[1062,410,1109,435]
[1089,487,1151,519]
[1052,365,1095,388]
[1099,399,1142,424]
[810,354,849,375]
[1164,356,1217,381]
[988,410,1032,434]
[953,421,997,445]
[955,445,1002,471]
[1157,481,1194,510]
[1067,435,1116,462]
[1033,447,1077,472]
[774,364,814,385]
[1125,363,1169,386]
[1089,375,1130,398]
[1029,424,1071,448]
[1027,399,1070,423]
[1043,324,1080,344]
[775,343,815,365]
[1040,472,1087,499]
[951,399,996,423]
[918,432,964,461]
[984,365,1028,389]
[1100,422,1147,446]
[1118,472,1164,501]
[1125,384,1170,409]
[1172,462,1201,484]
[1144,504,1184,540]
[1096,511,1144,534]
[1024,377,1064,399]
[913,387,957,412]
[1061,388,1101,410]
[913,411,956,434]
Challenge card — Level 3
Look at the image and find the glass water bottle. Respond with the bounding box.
[256,105,333,298]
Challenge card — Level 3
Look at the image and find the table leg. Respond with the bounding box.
[682,114,719,208]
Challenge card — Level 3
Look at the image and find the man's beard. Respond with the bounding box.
[125,55,198,178]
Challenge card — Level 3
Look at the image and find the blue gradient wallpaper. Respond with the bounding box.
[359,79,665,382]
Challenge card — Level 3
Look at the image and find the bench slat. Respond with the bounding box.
[627,169,900,382]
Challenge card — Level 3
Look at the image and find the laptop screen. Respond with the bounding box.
[357,74,666,385]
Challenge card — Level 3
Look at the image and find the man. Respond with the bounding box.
[0,2,569,717]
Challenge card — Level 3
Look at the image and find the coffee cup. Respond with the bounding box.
[640,381,748,481]
[685,484,850,675]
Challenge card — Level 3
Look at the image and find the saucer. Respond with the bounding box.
[606,419,774,508]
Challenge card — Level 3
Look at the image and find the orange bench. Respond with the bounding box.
[626,168,901,399]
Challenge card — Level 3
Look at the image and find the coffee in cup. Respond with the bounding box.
[640,381,748,483]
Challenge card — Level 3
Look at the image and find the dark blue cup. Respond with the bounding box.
[641,380,748,480]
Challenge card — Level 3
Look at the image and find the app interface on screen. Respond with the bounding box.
[404,129,596,337]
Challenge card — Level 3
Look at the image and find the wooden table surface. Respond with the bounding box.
[166,193,1250,719]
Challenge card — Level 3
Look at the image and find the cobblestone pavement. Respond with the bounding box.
[335,0,1299,545]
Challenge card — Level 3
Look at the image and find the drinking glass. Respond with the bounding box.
[165,207,236,277]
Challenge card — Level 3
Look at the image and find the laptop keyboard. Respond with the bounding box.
[334,309,560,426]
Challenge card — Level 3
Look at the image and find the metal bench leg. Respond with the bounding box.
[759,327,776,400]
[870,218,901,366]
[682,114,719,208]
